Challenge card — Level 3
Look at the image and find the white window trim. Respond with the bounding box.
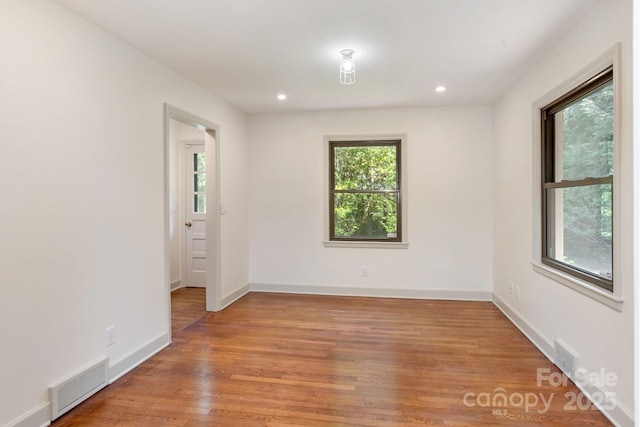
[323,134,409,249]
[531,44,623,311]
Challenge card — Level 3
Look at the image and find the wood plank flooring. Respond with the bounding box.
[170,287,206,336]
[54,293,612,426]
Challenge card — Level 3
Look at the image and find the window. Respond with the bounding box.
[541,67,614,292]
[193,152,206,213]
[329,140,401,242]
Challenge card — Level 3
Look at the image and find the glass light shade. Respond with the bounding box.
[339,49,356,85]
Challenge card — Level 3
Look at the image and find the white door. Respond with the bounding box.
[184,144,206,287]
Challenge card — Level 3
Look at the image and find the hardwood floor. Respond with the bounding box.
[54,293,612,426]
[170,287,206,336]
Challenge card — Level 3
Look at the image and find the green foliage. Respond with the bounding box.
[333,145,398,239]
[562,83,613,180]
[334,193,397,238]
[193,152,206,213]
[334,146,397,190]
[194,152,206,172]
[557,81,613,273]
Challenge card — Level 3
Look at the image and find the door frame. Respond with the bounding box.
[164,104,222,340]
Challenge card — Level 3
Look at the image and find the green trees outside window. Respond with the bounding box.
[330,140,401,241]
[542,68,614,291]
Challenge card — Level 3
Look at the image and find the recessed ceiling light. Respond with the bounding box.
[436,86,446,93]
[277,94,287,100]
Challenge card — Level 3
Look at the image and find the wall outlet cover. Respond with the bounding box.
[106,326,116,347]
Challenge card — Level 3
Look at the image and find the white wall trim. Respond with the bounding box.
[250,283,492,301]
[632,3,640,425]
[493,293,555,359]
[6,333,170,427]
[574,378,635,427]
[492,294,633,427]
[530,44,624,306]
[108,332,170,383]
[322,241,409,249]
[164,104,223,318]
[170,279,182,291]
[5,402,50,427]
[531,262,623,311]
[221,284,250,309]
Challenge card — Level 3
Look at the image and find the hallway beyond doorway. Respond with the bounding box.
[171,287,206,335]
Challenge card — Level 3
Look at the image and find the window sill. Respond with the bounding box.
[531,262,623,311]
[323,241,409,249]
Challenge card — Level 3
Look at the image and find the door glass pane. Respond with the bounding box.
[193,153,206,172]
[554,81,614,181]
[194,173,206,192]
[334,145,397,190]
[546,184,612,279]
[333,193,398,239]
[193,194,206,213]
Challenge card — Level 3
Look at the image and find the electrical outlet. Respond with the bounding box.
[509,281,514,295]
[106,326,116,347]
[361,266,368,277]
[516,286,521,301]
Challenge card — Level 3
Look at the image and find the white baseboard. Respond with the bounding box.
[6,333,170,427]
[492,293,633,427]
[170,279,182,291]
[492,293,554,359]
[6,402,50,427]
[250,283,492,301]
[221,284,250,309]
[575,376,635,427]
[108,332,170,383]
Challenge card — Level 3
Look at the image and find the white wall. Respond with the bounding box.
[248,107,493,297]
[0,0,248,425]
[634,2,640,425]
[0,0,634,425]
[492,0,635,423]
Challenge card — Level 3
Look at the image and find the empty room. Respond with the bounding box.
[1,0,638,426]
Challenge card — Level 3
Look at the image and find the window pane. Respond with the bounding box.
[334,146,397,190]
[193,194,206,213]
[194,173,206,192]
[546,184,612,279]
[193,153,206,172]
[334,193,398,239]
[554,81,614,181]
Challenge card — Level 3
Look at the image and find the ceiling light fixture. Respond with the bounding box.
[339,49,356,85]
[277,94,287,100]
[436,86,446,93]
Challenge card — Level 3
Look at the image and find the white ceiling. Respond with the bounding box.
[57,0,599,114]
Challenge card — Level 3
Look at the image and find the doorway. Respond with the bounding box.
[165,104,221,342]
